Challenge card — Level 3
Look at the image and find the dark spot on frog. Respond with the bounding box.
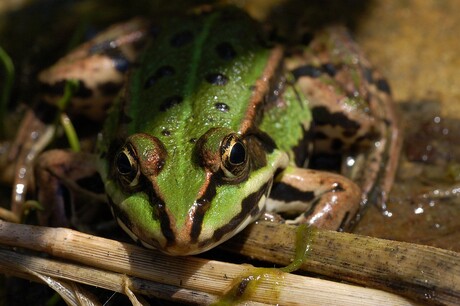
[104,49,132,73]
[144,190,176,246]
[161,129,171,136]
[190,178,218,243]
[40,80,93,98]
[342,129,358,138]
[113,55,131,73]
[214,102,230,113]
[314,131,328,140]
[355,131,380,142]
[292,124,312,166]
[291,65,322,80]
[73,80,93,98]
[312,106,361,131]
[144,65,176,88]
[321,63,337,77]
[270,182,315,203]
[98,82,123,96]
[89,43,131,73]
[331,138,344,151]
[170,30,194,47]
[160,95,183,112]
[205,73,228,86]
[215,42,236,60]
[189,138,197,144]
[376,78,392,95]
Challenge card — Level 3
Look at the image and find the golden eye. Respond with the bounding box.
[115,144,140,188]
[220,134,248,178]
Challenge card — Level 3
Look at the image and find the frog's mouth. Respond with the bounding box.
[106,172,273,256]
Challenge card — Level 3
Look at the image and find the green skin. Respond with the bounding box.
[97,9,311,255]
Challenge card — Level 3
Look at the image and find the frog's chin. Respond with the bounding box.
[161,194,267,256]
[117,194,268,256]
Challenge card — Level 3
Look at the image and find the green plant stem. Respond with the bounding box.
[0,46,14,139]
[56,80,80,152]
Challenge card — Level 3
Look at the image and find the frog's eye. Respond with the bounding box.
[115,144,141,188]
[220,134,248,178]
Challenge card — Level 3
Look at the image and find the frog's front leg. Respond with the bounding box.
[34,150,103,227]
[7,109,55,216]
[266,167,361,231]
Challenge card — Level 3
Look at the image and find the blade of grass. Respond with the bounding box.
[0,46,14,138]
[55,80,80,152]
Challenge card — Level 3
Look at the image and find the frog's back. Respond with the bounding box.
[125,8,271,146]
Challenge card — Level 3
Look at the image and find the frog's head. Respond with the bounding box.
[105,128,287,255]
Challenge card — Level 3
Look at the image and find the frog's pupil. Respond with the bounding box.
[230,142,246,165]
[116,152,134,176]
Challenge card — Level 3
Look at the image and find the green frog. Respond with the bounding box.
[5,7,400,255]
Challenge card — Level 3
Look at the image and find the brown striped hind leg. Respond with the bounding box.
[266,167,361,231]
